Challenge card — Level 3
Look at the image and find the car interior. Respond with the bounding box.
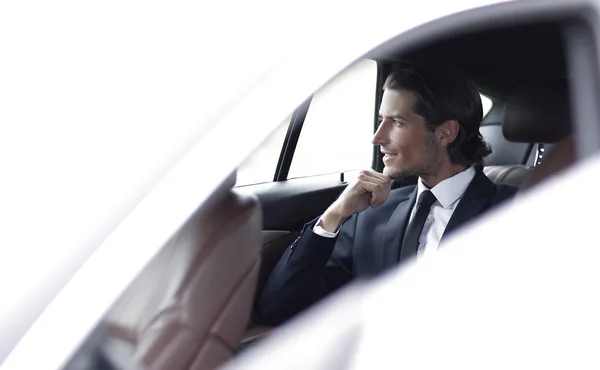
[61,1,598,369]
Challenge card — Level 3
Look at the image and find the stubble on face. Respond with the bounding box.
[385,131,442,180]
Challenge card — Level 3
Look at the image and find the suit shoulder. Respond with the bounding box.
[493,184,518,202]
[389,185,416,199]
[358,184,415,220]
[496,183,518,195]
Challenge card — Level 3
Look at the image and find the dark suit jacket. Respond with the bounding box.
[257,170,517,324]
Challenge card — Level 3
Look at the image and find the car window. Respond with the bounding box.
[287,59,377,179]
[236,59,377,186]
[235,116,291,186]
[481,94,493,117]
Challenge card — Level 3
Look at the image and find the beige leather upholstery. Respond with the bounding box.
[103,187,262,370]
[484,164,531,188]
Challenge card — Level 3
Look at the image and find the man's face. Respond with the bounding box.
[372,89,442,179]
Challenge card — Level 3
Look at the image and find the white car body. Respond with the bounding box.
[18,0,600,368]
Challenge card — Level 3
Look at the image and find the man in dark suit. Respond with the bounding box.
[257,63,517,325]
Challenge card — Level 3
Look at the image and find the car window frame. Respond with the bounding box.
[239,59,509,187]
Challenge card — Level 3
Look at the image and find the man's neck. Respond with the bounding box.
[421,164,469,189]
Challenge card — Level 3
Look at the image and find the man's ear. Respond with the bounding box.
[438,120,460,147]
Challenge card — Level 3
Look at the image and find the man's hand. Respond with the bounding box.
[320,170,392,233]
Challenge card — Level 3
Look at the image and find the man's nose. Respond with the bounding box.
[371,122,389,146]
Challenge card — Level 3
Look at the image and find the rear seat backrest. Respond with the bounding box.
[483,165,531,188]
[103,181,262,370]
[496,80,573,189]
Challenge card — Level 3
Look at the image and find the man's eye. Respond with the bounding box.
[393,120,403,126]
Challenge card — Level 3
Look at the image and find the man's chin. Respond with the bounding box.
[384,166,416,179]
[383,167,402,179]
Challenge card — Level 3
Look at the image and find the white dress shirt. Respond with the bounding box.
[313,166,476,261]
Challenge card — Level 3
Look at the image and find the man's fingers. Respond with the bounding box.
[355,171,391,207]
[356,170,391,188]
[358,169,391,184]
[357,181,388,207]
[371,186,383,207]
[337,170,392,213]
[371,184,390,207]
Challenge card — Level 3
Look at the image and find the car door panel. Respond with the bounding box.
[237,173,351,296]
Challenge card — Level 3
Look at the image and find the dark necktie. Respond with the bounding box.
[399,190,438,262]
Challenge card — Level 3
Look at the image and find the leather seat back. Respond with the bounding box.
[483,164,531,188]
[500,80,573,189]
[103,179,262,370]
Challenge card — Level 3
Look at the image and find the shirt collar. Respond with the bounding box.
[416,166,476,209]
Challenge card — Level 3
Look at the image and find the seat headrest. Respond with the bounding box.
[502,81,571,143]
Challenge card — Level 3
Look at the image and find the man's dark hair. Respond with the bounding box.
[383,63,491,169]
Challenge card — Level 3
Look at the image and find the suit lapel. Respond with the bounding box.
[441,170,496,242]
[381,187,417,270]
